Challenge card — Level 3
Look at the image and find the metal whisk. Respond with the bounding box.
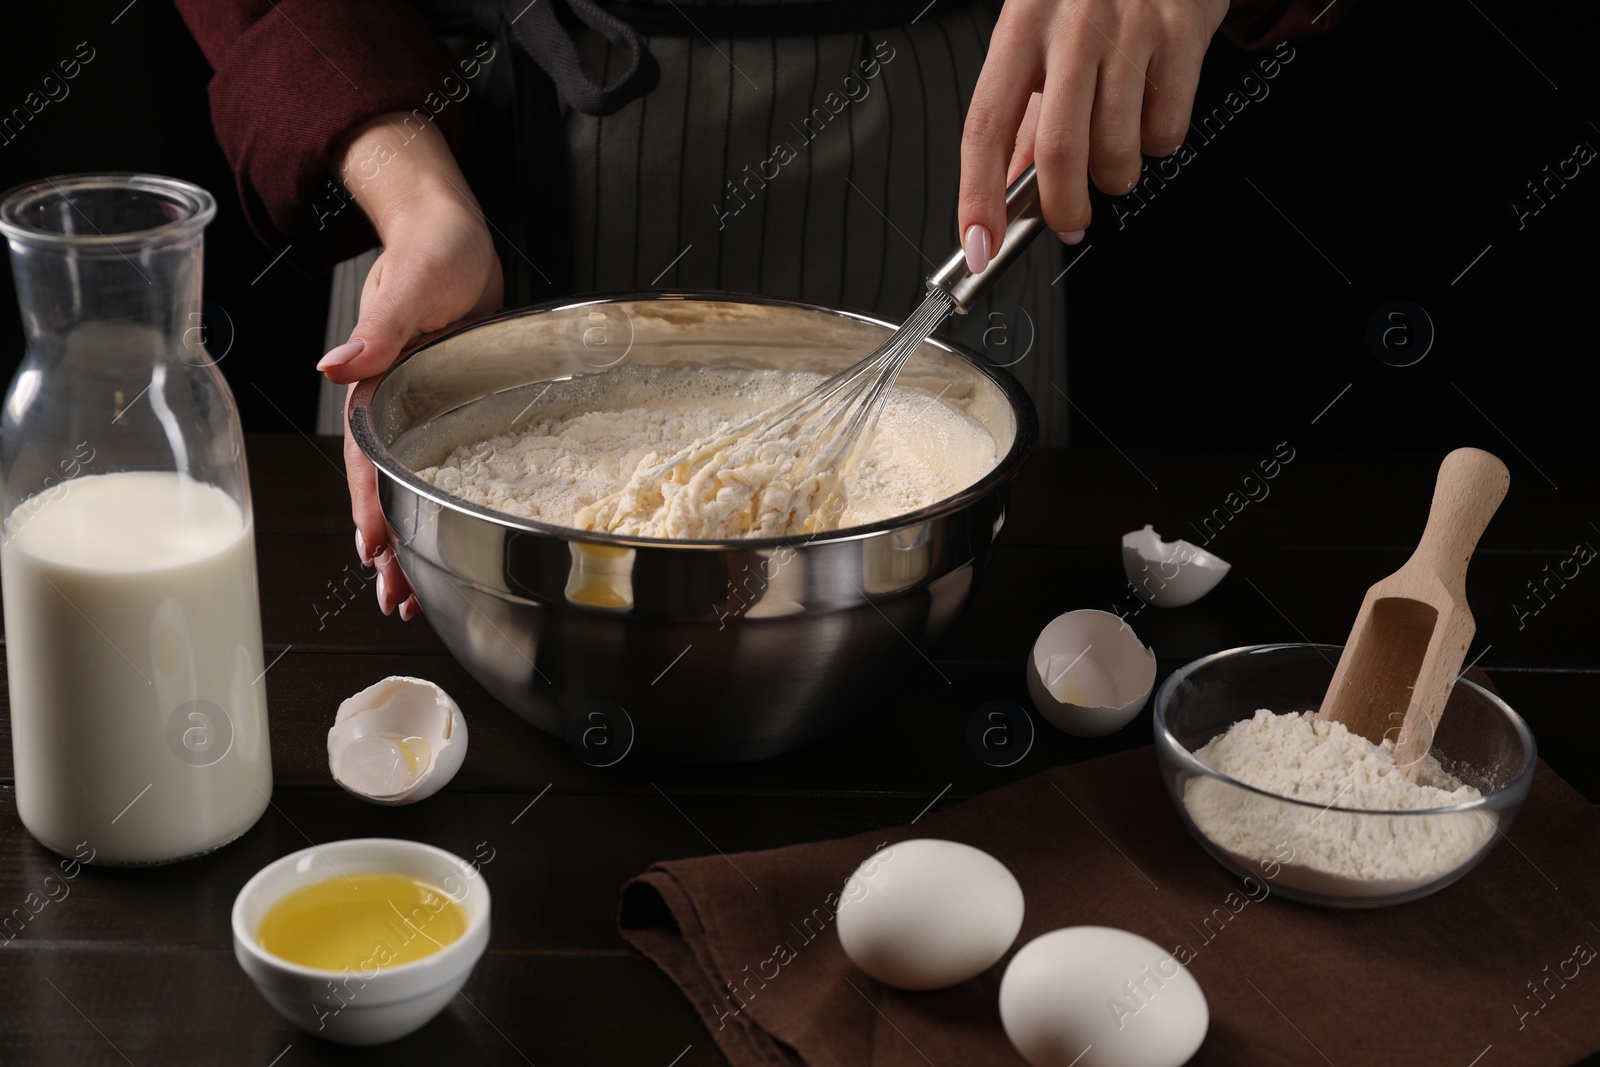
[584,165,1047,538]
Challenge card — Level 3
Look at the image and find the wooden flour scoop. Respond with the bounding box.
[1318,448,1510,778]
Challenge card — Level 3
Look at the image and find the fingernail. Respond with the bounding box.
[963,224,991,274]
[398,596,419,622]
[355,529,372,567]
[1058,229,1086,245]
[317,339,365,371]
[376,572,393,616]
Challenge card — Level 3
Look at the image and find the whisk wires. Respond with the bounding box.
[582,288,957,538]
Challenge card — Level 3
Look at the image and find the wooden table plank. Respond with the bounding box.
[245,433,361,538]
[5,441,1597,654]
[997,448,1599,552]
[0,946,722,1067]
[4,641,1592,800]
[5,745,1586,952]
[254,531,448,655]
[0,786,948,953]
[3,535,1596,795]
[949,544,1600,672]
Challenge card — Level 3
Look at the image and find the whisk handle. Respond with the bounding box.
[926,163,1046,314]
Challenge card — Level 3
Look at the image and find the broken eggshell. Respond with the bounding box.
[1026,610,1157,737]
[327,677,467,805]
[1121,525,1231,608]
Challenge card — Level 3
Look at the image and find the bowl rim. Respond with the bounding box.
[1152,641,1537,816]
[231,837,490,982]
[347,290,1039,550]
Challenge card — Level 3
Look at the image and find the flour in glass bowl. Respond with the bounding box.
[414,364,999,538]
[1182,709,1498,897]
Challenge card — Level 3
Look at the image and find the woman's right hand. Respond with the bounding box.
[958,0,1230,267]
[316,113,504,620]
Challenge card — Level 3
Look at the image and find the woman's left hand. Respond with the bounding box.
[316,113,503,621]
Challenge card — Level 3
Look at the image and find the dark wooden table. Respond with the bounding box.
[2,435,1595,1065]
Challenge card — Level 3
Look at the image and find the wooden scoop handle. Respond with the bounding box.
[1407,448,1510,592]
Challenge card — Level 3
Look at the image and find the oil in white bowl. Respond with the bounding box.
[257,873,468,970]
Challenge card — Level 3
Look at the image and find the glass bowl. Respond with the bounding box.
[1153,643,1536,908]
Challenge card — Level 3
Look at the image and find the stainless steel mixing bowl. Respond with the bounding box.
[349,293,1037,763]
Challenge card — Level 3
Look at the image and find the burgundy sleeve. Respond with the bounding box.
[173,0,467,271]
[1221,0,1351,50]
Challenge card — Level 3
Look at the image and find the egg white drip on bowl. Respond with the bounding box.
[407,363,1000,539]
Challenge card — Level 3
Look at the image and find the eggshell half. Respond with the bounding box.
[1121,525,1230,608]
[1027,610,1156,737]
[327,676,467,805]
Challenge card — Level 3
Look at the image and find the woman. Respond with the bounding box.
[177,0,1342,619]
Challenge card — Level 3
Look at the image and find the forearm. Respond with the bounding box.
[333,113,483,243]
[172,0,464,270]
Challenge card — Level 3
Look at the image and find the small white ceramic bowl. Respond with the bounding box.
[232,838,491,1045]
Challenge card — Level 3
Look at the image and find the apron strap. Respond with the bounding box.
[502,0,660,116]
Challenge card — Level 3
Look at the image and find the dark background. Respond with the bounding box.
[0,0,1594,458]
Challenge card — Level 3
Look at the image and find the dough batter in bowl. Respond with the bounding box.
[414,364,999,539]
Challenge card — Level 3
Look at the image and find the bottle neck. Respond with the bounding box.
[11,233,206,371]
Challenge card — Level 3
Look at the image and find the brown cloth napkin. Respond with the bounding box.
[621,741,1600,1065]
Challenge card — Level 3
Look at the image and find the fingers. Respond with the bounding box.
[1088,46,1153,198]
[374,549,413,617]
[1032,46,1097,237]
[341,392,388,562]
[966,0,1228,248]
[1141,20,1208,157]
[317,251,432,385]
[319,201,502,388]
[1007,92,1044,185]
[329,256,431,618]
[342,385,416,616]
[959,21,1043,273]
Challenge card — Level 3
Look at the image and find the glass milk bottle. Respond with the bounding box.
[0,174,271,864]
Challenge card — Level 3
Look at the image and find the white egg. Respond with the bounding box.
[1000,927,1208,1067]
[326,676,467,805]
[835,838,1023,991]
